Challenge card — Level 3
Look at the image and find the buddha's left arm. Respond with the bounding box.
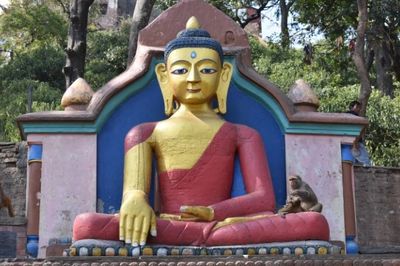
[210,125,276,221]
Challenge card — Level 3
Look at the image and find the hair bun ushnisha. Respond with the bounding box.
[164,16,224,63]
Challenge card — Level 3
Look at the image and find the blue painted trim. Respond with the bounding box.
[26,235,39,258]
[22,122,97,134]
[286,124,363,136]
[345,235,359,254]
[28,145,42,161]
[341,144,354,162]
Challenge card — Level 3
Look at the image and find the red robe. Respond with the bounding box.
[73,122,329,245]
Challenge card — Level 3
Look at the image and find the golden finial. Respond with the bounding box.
[186,16,200,29]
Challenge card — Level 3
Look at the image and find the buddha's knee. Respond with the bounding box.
[73,212,119,241]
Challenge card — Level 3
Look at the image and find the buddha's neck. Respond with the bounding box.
[176,103,221,120]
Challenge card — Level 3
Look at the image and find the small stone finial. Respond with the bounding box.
[61,78,94,111]
[186,16,200,29]
[288,79,320,112]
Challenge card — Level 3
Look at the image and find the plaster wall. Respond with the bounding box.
[27,134,97,258]
[285,134,354,243]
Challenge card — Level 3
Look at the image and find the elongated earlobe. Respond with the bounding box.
[155,63,174,116]
[216,62,233,114]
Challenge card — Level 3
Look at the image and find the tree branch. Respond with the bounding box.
[0,4,8,12]
[352,0,372,116]
[127,0,156,66]
[55,0,70,15]
[240,1,271,29]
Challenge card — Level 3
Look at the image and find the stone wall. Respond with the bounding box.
[0,142,27,258]
[354,166,400,253]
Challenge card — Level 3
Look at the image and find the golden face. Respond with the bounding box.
[166,47,221,105]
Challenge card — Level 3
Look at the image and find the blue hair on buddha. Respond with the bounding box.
[164,29,224,63]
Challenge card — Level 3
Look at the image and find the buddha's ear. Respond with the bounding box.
[155,63,174,116]
[216,62,233,114]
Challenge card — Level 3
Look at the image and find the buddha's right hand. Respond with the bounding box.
[119,190,157,246]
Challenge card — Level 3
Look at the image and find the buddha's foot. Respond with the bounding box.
[213,213,278,231]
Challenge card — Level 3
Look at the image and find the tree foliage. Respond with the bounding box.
[85,23,129,89]
[293,0,400,99]
[0,1,67,51]
[250,35,400,167]
[1,1,400,167]
[0,1,66,141]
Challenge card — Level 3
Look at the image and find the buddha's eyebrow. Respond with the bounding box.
[196,58,218,65]
[170,60,190,66]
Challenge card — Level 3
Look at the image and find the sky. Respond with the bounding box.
[261,6,323,48]
[0,0,8,6]
[0,0,9,14]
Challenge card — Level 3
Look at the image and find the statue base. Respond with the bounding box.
[64,240,343,256]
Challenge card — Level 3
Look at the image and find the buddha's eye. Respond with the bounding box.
[171,68,188,75]
[200,68,217,74]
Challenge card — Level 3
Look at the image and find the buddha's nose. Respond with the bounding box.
[187,67,200,83]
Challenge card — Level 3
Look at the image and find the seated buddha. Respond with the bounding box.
[73,17,329,247]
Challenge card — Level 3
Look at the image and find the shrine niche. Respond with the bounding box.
[18,0,367,257]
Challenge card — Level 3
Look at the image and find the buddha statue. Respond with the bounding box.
[73,17,329,247]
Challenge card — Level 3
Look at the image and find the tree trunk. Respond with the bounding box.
[352,0,371,116]
[375,41,394,98]
[279,0,290,49]
[63,0,95,89]
[127,0,156,66]
[371,23,394,98]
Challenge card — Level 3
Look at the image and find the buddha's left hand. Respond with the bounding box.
[179,205,214,221]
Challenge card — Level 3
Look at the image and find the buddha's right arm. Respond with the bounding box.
[120,123,157,246]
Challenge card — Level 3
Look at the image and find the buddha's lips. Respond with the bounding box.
[187,88,201,93]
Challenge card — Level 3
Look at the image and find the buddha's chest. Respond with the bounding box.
[152,121,236,172]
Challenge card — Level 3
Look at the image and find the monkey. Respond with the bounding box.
[303,44,313,65]
[278,175,322,215]
[0,182,14,217]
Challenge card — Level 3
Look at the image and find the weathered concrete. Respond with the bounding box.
[1,254,400,266]
[27,134,97,258]
[285,135,355,243]
[354,166,400,253]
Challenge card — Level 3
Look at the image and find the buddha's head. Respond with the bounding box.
[156,16,233,115]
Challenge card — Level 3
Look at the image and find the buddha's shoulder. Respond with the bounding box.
[125,120,173,140]
[225,122,262,140]
[124,122,158,147]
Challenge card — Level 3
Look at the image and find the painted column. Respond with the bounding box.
[341,144,359,254]
[26,144,42,258]
[285,134,346,243]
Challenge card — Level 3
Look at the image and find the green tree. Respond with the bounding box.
[293,0,400,101]
[250,35,400,167]
[0,1,66,141]
[85,23,129,89]
[0,1,67,51]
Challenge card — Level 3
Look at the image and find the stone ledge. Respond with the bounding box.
[1,254,400,266]
[66,240,342,257]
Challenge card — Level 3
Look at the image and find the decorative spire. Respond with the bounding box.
[61,78,94,111]
[186,16,200,29]
[288,79,320,112]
